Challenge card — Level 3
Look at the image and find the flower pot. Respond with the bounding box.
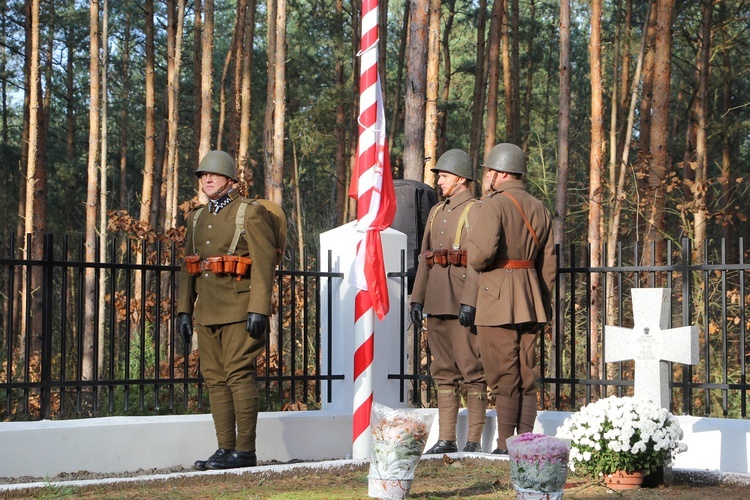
[605,470,644,490]
[514,487,564,499]
[367,478,413,499]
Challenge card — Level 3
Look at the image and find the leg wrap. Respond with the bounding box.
[209,385,236,450]
[465,384,487,443]
[231,383,259,452]
[518,394,538,435]
[436,385,460,441]
[495,395,521,450]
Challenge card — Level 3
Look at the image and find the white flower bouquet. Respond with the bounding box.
[367,403,434,499]
[507,433,571,498]
[556,396,687,477]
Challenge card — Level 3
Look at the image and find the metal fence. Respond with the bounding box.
[1,234,748,421]
[544,237,750,419]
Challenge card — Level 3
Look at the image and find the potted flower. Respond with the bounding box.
[367,403,434,499]
[507,433,571,499]
[556,396,687,490]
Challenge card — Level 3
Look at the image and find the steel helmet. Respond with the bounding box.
[196,150,237,181]
[430,149,474,181]
[482,143,526,175]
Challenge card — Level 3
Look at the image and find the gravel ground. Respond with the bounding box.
[0,459,305,486]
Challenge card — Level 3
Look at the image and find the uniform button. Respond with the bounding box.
[440,231,444,235]
[447,208,452,212]
[439,243,443,247]
[205,273,210,277]
[208,224,212,229]
[206,241,210,245]
[443,219,447,223]
[484,287,489,290]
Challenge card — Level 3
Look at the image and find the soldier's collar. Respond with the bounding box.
[208,191,235,214]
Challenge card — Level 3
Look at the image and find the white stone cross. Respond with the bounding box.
[604,288,699,409]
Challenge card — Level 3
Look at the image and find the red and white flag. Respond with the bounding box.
[349,0,395,459]
[349,72,396,319]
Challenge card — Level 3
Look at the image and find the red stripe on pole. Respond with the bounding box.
[352,392,374,441]
[353,334,374,381]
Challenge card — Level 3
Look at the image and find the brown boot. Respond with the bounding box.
[495,395,520,451]
[518,394,538,435]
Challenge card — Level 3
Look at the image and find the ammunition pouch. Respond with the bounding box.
[422,250,435,268]
[185,255,201,276]
[185,255,253,280]
[433,249,449,267]
[448,249,467,267]
[423,249,467,268]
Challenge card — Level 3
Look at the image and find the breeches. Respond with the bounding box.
[476,324,538,399]
[426,316,485,386]
[197,321,265,387]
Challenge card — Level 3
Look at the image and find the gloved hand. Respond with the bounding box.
[177,313,193,344]
[410,303,424,329]
[246,312,269,340]
[457,304,476,328]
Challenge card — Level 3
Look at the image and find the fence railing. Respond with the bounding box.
[1,234,748,421]
[544,237,750,419]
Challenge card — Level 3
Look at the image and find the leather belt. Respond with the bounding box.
[494,259,534,269]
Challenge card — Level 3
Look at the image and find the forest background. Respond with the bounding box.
[3,0,750,352]
[4,0,750,265]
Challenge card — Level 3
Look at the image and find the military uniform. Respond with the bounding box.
[467,178,555,451]
[411,188,487,449]
[178,188,277,454]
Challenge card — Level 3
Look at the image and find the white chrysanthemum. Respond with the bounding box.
[556,396,687,476]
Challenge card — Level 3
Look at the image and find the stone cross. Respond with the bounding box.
[604,288,699,409]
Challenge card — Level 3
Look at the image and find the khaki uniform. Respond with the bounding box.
[411,189,486,444]
[178,188,277,452]
[466,179,555,450]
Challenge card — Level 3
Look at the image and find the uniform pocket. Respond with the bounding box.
[233,277,251,294]
[479,273,502,300]
[449,264,468,283]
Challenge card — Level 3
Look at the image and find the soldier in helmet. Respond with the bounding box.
[466,143,556,454]
[411,149,487,455]
[177,150,277,470]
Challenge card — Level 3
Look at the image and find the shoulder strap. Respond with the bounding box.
[452,199,476,249]
[500,191,540,249]
[191,206,205,255]
[427,201,446,231]
[228,200,250,255]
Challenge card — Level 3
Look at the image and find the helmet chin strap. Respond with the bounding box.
[205,178,234,200]
[485,171,499,197]
[444,177,463,197]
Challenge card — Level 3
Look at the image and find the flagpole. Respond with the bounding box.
[352,0,382,460]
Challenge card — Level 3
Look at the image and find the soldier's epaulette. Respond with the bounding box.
[190,203,206,213]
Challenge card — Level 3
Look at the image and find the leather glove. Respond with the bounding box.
[246,312,269,340]
[177,313,193,344]
[457,304,476,328]
[410,303,424,329]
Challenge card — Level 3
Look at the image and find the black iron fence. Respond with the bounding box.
[544,237,750,419]
[1,234,749,421]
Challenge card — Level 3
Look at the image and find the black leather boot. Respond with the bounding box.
[206,449,257,469]
[463,441,482,453]
[492,448,508,455]
[194,448,233,471]
[424,440,458,454]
